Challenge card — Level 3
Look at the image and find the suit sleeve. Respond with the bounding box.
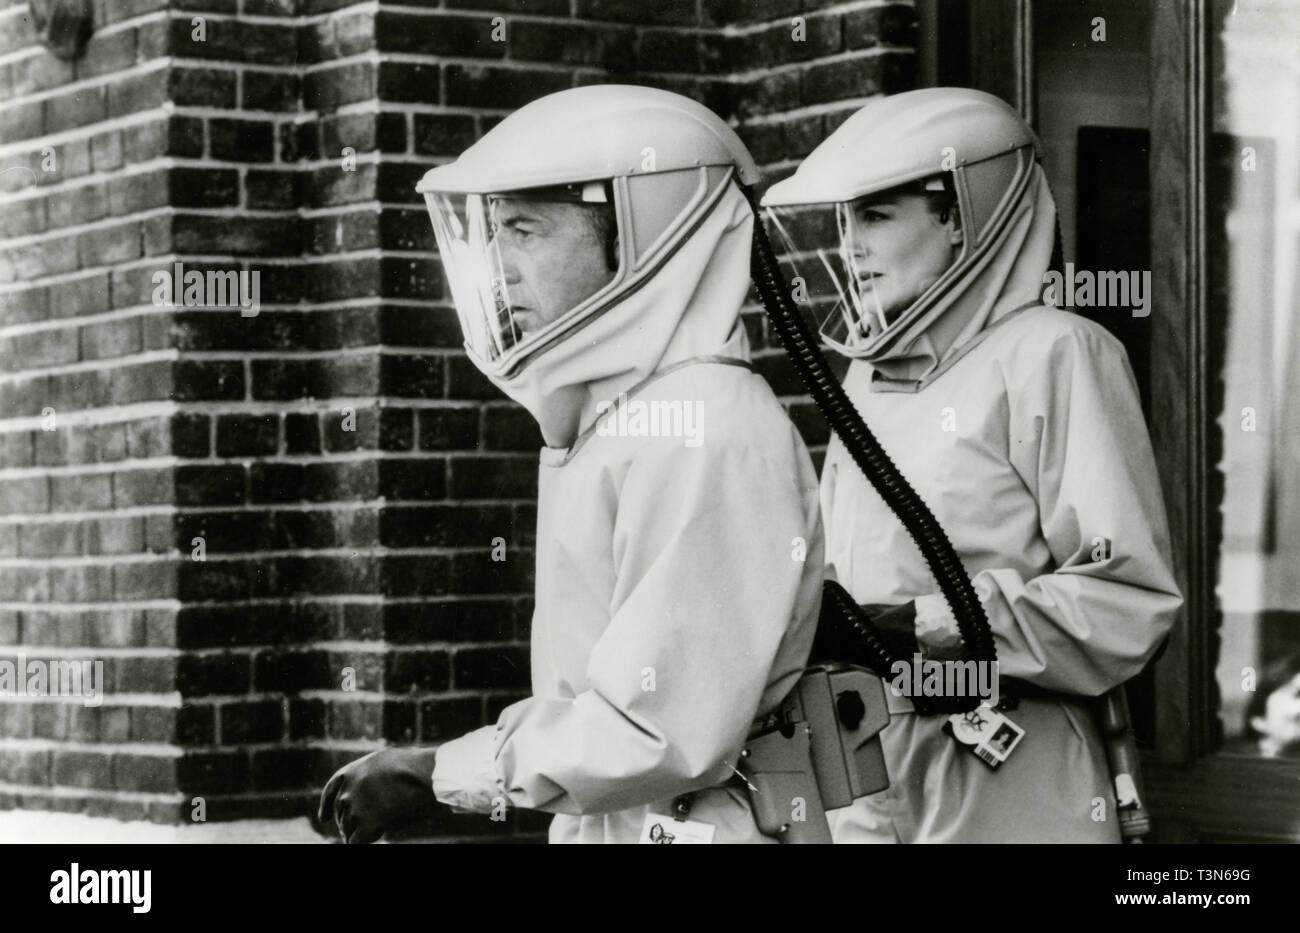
[912,325,1183,696]
[432,432,819,815]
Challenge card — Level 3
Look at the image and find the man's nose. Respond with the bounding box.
[488,237,521,284]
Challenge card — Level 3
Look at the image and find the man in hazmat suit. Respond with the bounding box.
[318,85,824,844]
[761,87,1183,842]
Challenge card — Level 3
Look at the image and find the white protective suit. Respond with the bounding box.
[431,184,825,843]
[822,168,1183,843]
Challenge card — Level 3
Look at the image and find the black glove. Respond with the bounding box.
[811,589,919,667]
[317,747,442,844]
[860,602,920,661]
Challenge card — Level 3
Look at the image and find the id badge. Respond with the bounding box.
[945,706,1025,769]
[638,812,715,844]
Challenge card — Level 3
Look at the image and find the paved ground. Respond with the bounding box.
[0,810,327,843]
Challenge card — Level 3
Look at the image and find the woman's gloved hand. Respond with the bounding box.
[860,602,920,661]
[317,747,442,844]
[811,590,919,668]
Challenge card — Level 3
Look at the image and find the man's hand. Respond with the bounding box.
[317,747,442,844]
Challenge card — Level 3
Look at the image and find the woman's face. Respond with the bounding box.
[844,189,963,327]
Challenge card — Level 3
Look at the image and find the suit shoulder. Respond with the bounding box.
[992,305,1129,367]
[650,359,797,436]
[601,361,807,466]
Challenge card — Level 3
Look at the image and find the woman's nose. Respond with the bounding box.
[846,231,871,262]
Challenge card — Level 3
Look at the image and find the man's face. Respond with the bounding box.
[843,189,962,327]
[488,198,615,335]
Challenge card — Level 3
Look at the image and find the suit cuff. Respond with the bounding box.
[432,724,507,814]
[914,593,964,661]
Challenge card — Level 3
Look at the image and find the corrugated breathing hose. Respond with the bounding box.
[743,185,996,713]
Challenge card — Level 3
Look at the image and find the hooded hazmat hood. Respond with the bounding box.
[762,88,1057,391]
[417,85,761,445]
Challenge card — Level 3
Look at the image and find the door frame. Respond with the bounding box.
[1142,0,1300,841]
[921,0,1300,841]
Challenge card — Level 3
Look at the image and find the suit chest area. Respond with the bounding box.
[827,362,1044,573]
[530,451,627,693]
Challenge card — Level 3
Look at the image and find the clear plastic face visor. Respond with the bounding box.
[424,191,523,366]
[762,201,893,355]
[423,185,618,372]
[763,174,958,356]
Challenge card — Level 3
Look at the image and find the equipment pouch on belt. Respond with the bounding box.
[737,663,890,843]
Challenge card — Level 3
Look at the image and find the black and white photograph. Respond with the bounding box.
[0,0,1293,901]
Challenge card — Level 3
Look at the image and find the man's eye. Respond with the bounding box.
[497,223,534,241]
[857,210,887,223]
[489,220,533,238]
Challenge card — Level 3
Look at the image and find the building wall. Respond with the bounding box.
[0,0,916,840]
[1032,0,1149,261]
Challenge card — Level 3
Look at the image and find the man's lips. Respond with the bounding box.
[512,308,540,333]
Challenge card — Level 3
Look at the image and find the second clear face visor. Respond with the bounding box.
[763,200,899,356]
[423,185,620,373]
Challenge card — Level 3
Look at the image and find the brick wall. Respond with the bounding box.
[718,0,918,461]
[0,0,916,841]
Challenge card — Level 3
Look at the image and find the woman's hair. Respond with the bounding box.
[910,168,1066,276]
[906,173,959,227]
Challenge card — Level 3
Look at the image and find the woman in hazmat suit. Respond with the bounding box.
[318,85,824,844]
[761,87,1183,843]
